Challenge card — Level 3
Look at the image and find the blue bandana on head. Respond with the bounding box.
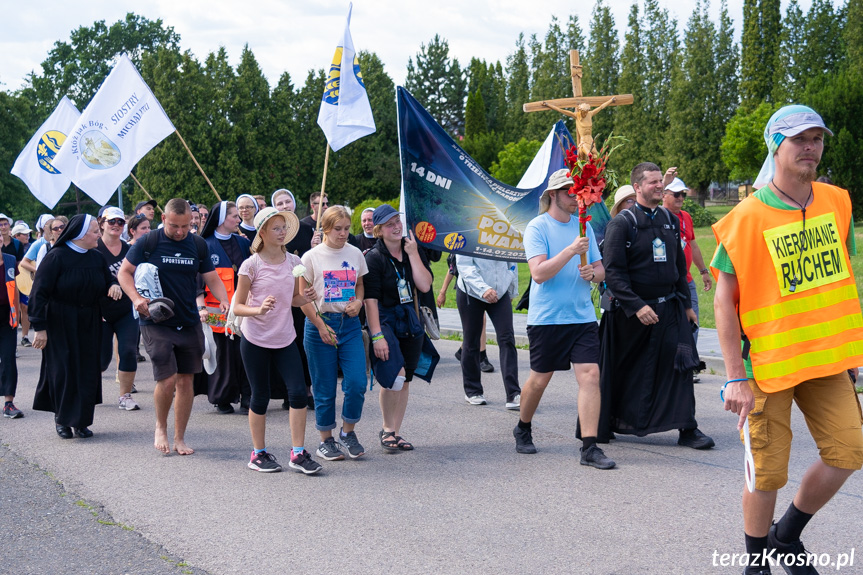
[754,105,830,188]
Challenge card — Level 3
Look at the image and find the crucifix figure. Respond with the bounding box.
[523,50,633,161]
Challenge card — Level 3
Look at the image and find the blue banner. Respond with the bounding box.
[398,86,610,262]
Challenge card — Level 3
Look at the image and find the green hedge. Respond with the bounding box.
[350,197,400,235]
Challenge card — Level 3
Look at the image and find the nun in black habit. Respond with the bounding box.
[196,201,253,413]
[31,214,120,438]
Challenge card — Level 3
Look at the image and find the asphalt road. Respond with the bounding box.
[1,337,861,575]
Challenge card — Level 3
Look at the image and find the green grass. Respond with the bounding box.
[431,205,863,329]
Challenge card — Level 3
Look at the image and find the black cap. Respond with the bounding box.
[135,200,157,212]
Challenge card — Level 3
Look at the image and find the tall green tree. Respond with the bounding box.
[583,0,620,146]
[613,4,647,174]
[27,13,181,113]
[525,18,576,141]
[489,138,543,186]
[404,35,467,136]
[138,48,212,206]
[504,34,531,142]
[229,45,272,196]
[740,0,781,109]
[641,0,679,162]
[0,90,45,221]
[847,0,863,70]
[712,0,739,183]
[720,101,777,182]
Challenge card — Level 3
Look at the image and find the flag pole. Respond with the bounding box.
[315,144,331,232]
[174,129,222,202]
[129,173,163,214]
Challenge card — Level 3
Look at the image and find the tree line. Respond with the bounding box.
[0,1,860,224]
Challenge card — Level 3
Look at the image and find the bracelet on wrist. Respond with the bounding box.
[720,378,749,401]
[372,336,385,343]
[370,331,383,338]
[197,306,207,311]
[700,269,709,275]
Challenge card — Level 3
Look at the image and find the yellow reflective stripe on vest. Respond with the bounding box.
[749,313,863,353]
[741,284,859,327]
[752,339,863,381]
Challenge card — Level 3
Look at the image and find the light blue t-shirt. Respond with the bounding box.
[24,237,47,260]
[524,213,601,325]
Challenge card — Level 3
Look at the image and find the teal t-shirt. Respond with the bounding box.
[710,186,857,377]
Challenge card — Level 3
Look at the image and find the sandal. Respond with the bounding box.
[379,429,399,451]
[395,436,414,451]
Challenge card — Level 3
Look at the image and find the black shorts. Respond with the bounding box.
[527,323,600,373]
[140,323,205,381]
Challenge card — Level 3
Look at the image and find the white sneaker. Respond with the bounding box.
[118,393,140,411]
[465,394,487,405]
[505,394,521,410]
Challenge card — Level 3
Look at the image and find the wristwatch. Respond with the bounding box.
[197,306,207,311]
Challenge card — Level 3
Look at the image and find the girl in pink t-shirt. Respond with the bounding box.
[233,208,320,475]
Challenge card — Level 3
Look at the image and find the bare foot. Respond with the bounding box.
[154,428,170,454]
[173,439,194,455]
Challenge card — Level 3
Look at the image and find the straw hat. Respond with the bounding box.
[610,185,636,217]
[251,207,299,253]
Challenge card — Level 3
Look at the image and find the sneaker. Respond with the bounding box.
[288,450,323,475]
[216,403,234,414]
[316,437,346,461]
[465,394,487,405]
[479,353,495,373]
[130,384,138,394]
[20,337,31,347]
[339,428,365,459]
[454,347,462,362]
[580,444,616,469]
[3,403,23,419]
[136,352,146,363]
[513,425,537,454]
[767,522,819,574]
[118,393,140,411]
[678,428,715,450]
[505,394,521,410]
[248,450,282,472]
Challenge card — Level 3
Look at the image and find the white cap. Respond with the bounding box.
[664,177,687,192]
[102,207,125,220]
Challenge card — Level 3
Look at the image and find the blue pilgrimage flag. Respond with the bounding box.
[317,2,376,152]
[397,87,610,262]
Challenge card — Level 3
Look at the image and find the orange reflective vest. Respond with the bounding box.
[205,266,234,334]
[712,182,863,392]
[3,255,17,329]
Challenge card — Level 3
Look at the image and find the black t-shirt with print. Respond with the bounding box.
[125,229,215,327]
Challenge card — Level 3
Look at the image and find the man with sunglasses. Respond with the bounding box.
[662,175,712,350]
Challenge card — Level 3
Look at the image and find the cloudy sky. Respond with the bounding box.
[1,0,818,93]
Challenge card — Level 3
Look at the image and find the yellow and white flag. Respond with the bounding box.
[11,96,80,209]
[317,3,376,152]
[52,54,175,206]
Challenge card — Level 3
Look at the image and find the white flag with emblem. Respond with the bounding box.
[11,96,81,209]
[52,54,175,206]
[317,2,376,152]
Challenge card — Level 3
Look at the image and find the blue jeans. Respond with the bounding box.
[688,279,699,345]
[304,313,367,431]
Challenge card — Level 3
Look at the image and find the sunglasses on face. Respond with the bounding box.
[52,225,66,232]
[134,213,147,220]
[106,218,125,226]
[666,191,687,199]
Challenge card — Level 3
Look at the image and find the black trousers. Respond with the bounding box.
[456,288,520,401]
[240,338,307,414]
[0,308,17,397]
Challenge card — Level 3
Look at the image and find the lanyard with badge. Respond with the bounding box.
[389,258,413,304]
[637,204,667,262]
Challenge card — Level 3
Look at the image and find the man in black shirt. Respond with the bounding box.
[118,199,229,456]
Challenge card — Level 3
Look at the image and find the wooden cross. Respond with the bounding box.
[523,50,633,161]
